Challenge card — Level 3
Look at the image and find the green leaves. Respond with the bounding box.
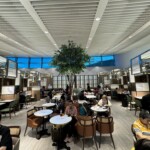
[51,40,90,75]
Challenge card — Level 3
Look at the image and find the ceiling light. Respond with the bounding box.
[95,17,100,21]
[54,44,57,46]
[44,31,49,34]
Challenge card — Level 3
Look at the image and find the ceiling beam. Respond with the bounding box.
[19,0,59,49]
[106,20,150,53]
[0,33,41,56]
[85,0,109,50]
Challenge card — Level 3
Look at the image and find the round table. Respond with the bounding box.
[34,109,53,117]
[50,115,72,150]
[50,115,72,125]
[91,105,108,112]
[42,103,56,108]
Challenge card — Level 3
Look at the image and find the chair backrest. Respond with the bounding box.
[131,124,137,144]
[26,95,31,101]
[135,99,142,107]
[8,126,21,138]
[76,115,96,137]
[26,109,42,128]
[96,116,114,134]
[9,100,17,108]
[27,109,36,117]
[126,95,132,102]
[34,106,43,111]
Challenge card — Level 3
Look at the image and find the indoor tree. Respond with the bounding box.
[51,40,90,99]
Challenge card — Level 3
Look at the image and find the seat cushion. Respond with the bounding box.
[1,108,10,112]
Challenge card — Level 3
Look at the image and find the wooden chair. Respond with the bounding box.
[75,115,98,150]
[8,126,21,138]
[8,126,21,150]
[96,116,115,149]
[1,100,18,119]
[24,109,43,137]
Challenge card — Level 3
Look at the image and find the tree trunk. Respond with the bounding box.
[67,74,75,100]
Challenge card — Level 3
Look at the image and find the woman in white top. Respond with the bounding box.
[98,95,112,107]
[97,95,111,117]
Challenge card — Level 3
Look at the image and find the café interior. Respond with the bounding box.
[0,0,150,150]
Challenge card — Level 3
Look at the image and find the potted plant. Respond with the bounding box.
[51,40,90,99]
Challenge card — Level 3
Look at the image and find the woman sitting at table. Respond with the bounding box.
[79,103,92,116]
[97,95,112,117]
[64,100,77,142]
[98,95,112,107]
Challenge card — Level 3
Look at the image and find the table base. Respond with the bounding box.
[52,142,70,150]
[36,129,50,140]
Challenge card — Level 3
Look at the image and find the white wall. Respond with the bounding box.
[116,48,149,69]
[115,36,150,68]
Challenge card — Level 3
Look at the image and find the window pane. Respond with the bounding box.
[7,57,16,62]
[86,56,102,67]
[101,55,115,66]
[102,55,114,61]
[42,57,53,68]
[17,57,29,68]
[30,58,42,68]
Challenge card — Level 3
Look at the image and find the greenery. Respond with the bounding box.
[51,40,89,75]
[51,40,90,96]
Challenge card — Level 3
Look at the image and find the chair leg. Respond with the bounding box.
[130,103,132,111]
[93,136,98,150]
[24,125,28,136]
[9,112,11,119]
[14,110,16,116]
[82,138,84,150]
[99,133,102,148]
[25,103,27,109]
[135,108,137,116]
[110,133,115,149]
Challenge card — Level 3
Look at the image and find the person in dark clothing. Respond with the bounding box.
[65,84,69,94]
[87,83,91,92]
[19,91,26,109]
[0,113,12,150]
[48,90,52,99]
[141,94,150,112]
[79,90,86,100]
[57,99,65,114]
[60,92,66,101]
[41,86,45,98]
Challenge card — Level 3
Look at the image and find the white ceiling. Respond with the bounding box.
[0,0,150,57]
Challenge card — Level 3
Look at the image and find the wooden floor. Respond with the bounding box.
[2,99,138,150]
